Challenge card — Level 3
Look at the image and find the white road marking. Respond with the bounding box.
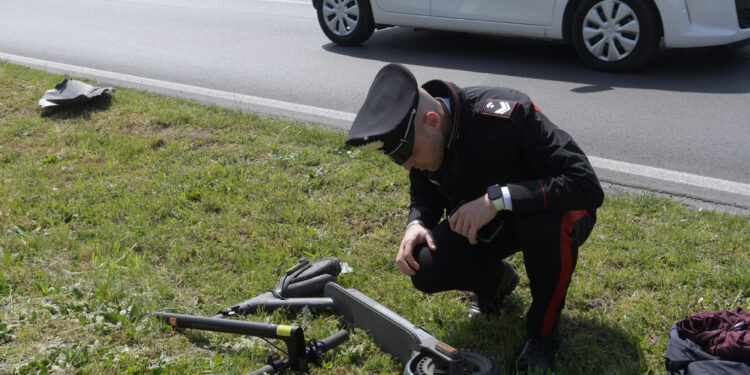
[2,51,749,198]
[588,156,749,196]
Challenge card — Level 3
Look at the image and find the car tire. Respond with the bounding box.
[571,0,660,72]
[316,0,375,45]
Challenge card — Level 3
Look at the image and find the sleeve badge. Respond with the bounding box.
[480,99,518,120]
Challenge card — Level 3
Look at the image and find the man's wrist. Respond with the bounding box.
[405,219,424,231]
[487,184,513,211]
[487,184,508,211]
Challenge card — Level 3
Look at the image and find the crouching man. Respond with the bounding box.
[346,64,603,373]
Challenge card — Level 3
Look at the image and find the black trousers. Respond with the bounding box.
[410,209,596,338]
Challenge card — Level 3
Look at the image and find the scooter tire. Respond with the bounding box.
[407,350,499,375]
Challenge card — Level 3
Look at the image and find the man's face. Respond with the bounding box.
[400,117,445,172]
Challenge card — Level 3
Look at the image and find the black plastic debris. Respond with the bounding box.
[38,78,114,110]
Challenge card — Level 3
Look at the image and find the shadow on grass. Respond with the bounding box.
[40,95,114,121]
[440,295,643,374]
[557,318,644,374]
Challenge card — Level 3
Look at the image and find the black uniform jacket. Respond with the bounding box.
[407,80,604,228]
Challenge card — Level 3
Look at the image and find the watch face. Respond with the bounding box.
[488,185,503,200]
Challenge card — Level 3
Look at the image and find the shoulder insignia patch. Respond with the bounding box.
[480,99,518,119]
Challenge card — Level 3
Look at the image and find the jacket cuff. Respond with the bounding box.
[507,180,547,212]
[405,220,424,231]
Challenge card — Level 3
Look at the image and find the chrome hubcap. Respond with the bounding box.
[322,0,360,36]
[582,0,640,62]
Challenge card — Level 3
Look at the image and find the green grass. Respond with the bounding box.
[1,61,748,375]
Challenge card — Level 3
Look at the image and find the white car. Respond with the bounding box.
[312,0,750,71]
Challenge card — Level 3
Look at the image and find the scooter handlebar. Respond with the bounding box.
[317,329,349,352]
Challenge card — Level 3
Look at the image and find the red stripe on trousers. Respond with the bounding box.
[542,209,588,336]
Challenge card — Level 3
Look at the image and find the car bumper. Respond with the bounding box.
[657,0,750,47]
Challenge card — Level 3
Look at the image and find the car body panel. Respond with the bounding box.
[430,0,557,26]
[655,0,750,47]
[373,0,429,16]
[545,0,570,39]
[367,0,750,48]
[371,9,550,39]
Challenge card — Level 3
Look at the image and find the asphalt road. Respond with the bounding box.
[2,0,749,212]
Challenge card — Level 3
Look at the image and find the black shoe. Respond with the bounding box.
[468,260,519,318]
[515,331,560,374]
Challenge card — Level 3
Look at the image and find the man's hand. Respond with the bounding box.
[396,224,437,276]
[448,194,497,245]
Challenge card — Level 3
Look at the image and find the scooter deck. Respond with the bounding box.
[324,282,433,364]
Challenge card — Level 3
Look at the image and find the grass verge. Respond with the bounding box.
[1,62,748,374]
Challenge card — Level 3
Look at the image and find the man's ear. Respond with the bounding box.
[423,111,441,131]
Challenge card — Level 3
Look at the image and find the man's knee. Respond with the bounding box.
[409,244,441,294]
[410,273,438,294]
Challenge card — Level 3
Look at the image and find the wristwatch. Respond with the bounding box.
[487,184,505,211]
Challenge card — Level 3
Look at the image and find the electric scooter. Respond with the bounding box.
[156,257,498,375]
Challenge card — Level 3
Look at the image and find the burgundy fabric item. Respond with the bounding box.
[676,307,750,362]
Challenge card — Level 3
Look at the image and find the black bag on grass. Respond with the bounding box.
[665,308,750,375]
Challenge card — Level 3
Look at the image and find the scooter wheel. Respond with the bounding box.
[409,350,499,375]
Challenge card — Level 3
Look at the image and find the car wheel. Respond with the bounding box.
[316,0,375,45]
[571,0,660,72]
